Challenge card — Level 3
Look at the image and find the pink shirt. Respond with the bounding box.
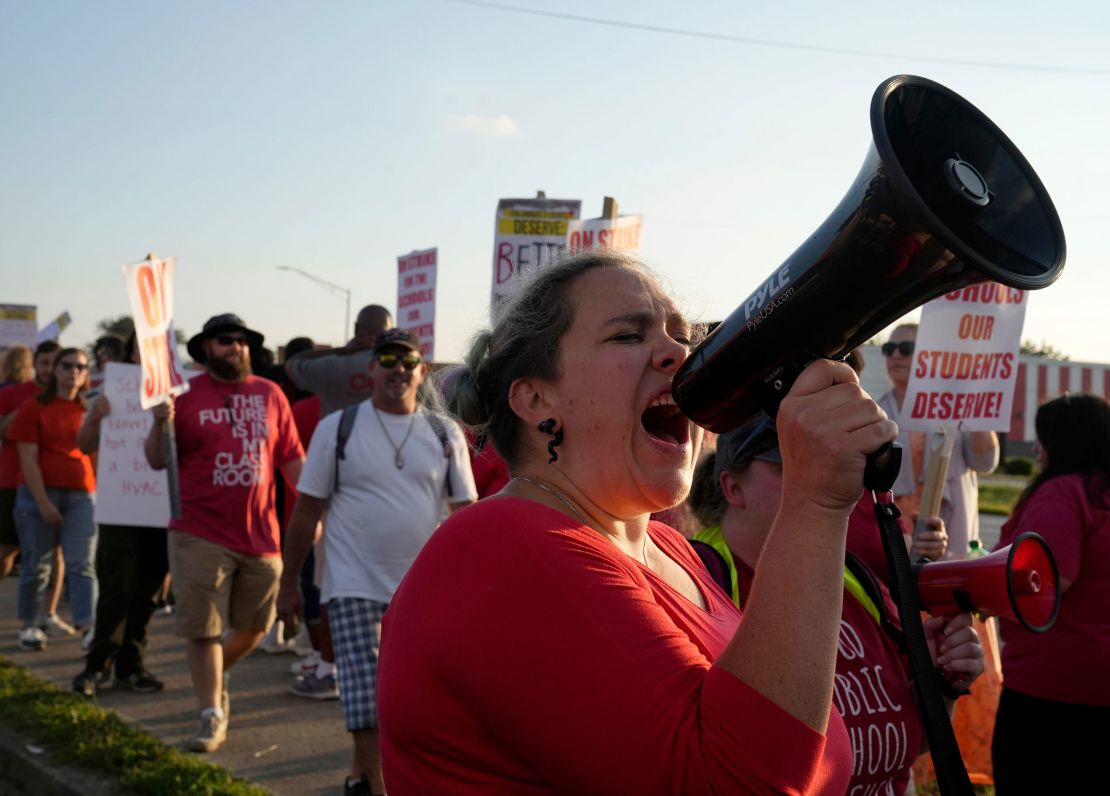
[171,374,302,556]
[379,497,852,795]
[996,474,1110,705]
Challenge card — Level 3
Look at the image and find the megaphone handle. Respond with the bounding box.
[864,441,902,492]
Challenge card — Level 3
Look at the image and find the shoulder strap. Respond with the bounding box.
[333,403,361,493]
[844,551,904,650]
[421,410,454,498]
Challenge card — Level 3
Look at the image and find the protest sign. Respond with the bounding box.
[491,197,581,318]
[122,256,190,409]
[35,311,72,344]
[0,304,37,348]
[566,214,643,254]
[900,283,1027,432]
[93,362,171,527]
[397,248,437,360]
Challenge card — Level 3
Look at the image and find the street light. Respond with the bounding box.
[275,265,352,345]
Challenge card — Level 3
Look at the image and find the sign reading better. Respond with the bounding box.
[491,197,581,319]
[900,283,1026,432]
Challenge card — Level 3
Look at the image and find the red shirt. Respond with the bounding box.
[0,381,42,488]
[734,558,922,795]
[379,497,851,795]
[284,395,321,526]
[171,374,303,556]
[8,396,95,492]
[996,474,1110,705]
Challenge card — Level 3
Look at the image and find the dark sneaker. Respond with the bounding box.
[290,671,339,700]
[115,670,164,693]
[73,669,110,697]
[344,775,372,796]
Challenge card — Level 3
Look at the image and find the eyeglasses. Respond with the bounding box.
[58,361,89,373]
[881,341,915,357]
[214,335,249,347]
[376,352,422,371]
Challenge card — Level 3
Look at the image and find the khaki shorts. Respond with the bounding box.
[168,530,282,640]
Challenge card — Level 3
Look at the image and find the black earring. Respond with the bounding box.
[537,418,563,464]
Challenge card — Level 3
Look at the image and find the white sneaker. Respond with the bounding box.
[43,614,77,637]
[291,622,313,657]
[260,620,292,654]
[187,710,228,753]
[18,626,47,651]
[290,650,321,676]
[81,628,95,651]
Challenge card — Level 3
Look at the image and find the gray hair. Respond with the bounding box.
[448,250,653,468]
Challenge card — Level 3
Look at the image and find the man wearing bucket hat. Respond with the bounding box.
[146,313,304,753]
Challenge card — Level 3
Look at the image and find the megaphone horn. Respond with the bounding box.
[915,532,1061,632]
[674,74,1066,438]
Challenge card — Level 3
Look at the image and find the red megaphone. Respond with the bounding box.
[915,532,1060,633]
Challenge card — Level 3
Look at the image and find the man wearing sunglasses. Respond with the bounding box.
[278,328,477,796]
[877,323,999,560]
[145,313,305,754]
[285,304,394,418]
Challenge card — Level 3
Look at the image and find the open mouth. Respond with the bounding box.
[641,393,690,446]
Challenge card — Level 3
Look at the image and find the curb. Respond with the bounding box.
[0,721,115,796]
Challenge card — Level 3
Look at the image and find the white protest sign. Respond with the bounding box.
[35,311,72,344]
[93,362,171,527]
[122,256,190,409]
[0,305,37,349]
[900,283,1027,432]
[491,197,581,319]
[566,214,643,254]
[397,248,437,360]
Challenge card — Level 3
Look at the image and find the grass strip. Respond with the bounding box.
[979,481,1023,516]
[0,656,268,795]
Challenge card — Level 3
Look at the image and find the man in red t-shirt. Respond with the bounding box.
[145,314,304,754]
[0,341,60,579]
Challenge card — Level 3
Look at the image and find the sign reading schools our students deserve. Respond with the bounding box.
[566,214,643,254]
[900,283,1027,432]
[93,362,172,527]
[0,304,37,348]
[122,256,190,409]
[491,197,581,318]
[397,248,437,360]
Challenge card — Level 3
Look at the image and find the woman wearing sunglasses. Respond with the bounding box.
[378,252,897,794]
[877,323,999,558]
[10,347,98,651]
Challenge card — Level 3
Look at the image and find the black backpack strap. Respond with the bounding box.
[333,403,361,493]
[422,410,454,498]
[844,551,904,651]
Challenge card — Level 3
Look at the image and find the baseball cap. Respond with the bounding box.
[714,413,782,479]
[372,328,421,355]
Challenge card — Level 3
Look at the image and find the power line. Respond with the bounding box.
[444,0,1110,76]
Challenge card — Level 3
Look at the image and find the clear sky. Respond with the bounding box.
[3,1,1107,363]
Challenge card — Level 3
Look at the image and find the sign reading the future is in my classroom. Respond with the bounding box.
[900,283,1027,432]
[397,248,437,361]
[490,197,581,319]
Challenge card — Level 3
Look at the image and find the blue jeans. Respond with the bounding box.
[15,486,98,628]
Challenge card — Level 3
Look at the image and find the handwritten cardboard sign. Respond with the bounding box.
[566,214,643,253]
[93,363,171,527]
[0,304,37,349]
[490,197,581,319]
[900,283,1027,432]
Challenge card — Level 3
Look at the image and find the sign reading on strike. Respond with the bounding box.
[900,283,1027,432]
[491,197,581,319]
[397,247,437,360]
[93,362,173,527]
[566,214,643,254]
[122,256,191,409]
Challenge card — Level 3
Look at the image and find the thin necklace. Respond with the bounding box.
[512,476,649,566]
[372,403,418,469]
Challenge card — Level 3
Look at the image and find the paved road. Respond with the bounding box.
[0,573,350,795]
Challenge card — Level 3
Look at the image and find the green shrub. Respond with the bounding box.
[1001,456,1036,477]
[0,657,267,796]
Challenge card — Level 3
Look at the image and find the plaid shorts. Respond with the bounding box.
[328,597,387,732]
